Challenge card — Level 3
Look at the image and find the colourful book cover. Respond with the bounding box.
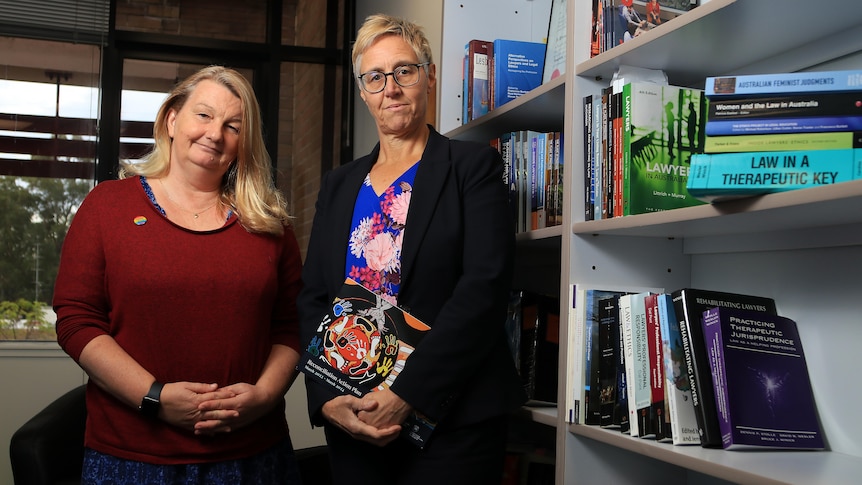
[670,288,777,448]
[299,278,435,448]
[706,91,862,120]
[706,69,862,97]
[705,115,862,136]
[687,148,862,201]
[704,131,862,153]
[702,307,824,450]
[492,39,545,109]
[620,82,707,216]
[656,293,700,445]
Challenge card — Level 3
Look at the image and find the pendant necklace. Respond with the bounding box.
[159,178,218,219]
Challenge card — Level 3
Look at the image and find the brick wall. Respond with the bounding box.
[116,0,267,43]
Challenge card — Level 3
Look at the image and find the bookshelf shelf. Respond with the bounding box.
[522,406,558,428]
[572,179,862,242]
[446,75,565,143]
[570,424,862,485]
[442,0,862,483]
[561,0,862,483]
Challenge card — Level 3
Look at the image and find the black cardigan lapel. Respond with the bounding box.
[399,128,451,290]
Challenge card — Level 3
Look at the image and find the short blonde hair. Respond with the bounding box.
[119,65,290,236]
[352,14,433,79]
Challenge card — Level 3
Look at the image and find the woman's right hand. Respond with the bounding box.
[322,394,401,447]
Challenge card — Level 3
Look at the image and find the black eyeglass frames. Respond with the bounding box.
[357,62,430,94]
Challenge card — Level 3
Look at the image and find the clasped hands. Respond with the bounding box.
[156,381,277,436]
[322,389,412,447]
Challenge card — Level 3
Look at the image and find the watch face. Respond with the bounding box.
[140,395,160,417]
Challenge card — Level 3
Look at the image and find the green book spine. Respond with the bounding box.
[704,131,862,153]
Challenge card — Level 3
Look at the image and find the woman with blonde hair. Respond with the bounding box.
[55,65,304,484]
[299,14,525,485]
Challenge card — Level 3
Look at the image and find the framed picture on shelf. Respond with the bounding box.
[543,0,566,83]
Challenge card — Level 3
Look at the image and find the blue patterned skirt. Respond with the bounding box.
[81,436,302,485]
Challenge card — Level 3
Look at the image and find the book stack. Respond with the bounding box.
[491,130,564,232]
[582,81,707,220]
[688,69,862,201]
[571,286,824,451]
[461,38,545,125]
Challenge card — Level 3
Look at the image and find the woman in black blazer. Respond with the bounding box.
[298,13,526,485]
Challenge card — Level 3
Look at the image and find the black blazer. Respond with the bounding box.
[298,127,526,429]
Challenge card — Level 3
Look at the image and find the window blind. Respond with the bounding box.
[0,0,109,44]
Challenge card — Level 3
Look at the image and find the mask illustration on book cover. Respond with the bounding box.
[306,290,410,391]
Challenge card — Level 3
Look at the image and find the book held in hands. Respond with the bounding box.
[299,278,436,447]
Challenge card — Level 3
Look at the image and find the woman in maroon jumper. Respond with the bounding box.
[54,66,304,484]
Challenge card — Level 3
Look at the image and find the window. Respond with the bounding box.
[0,36,99,340]
[0,0,347,342]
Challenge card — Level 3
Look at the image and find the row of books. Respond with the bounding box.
[687,69,862,201]
[463,39,546,123]
[590,1,700,58]
[491,130,565,232]
[572,286,823,450]
[582,81,706,220]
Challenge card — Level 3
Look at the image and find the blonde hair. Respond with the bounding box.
[119,65,290,236]
[352,14,433,79]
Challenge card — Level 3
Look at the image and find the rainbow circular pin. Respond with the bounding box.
[133,216,148,225]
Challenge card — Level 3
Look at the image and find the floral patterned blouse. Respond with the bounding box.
[345,161,419,305]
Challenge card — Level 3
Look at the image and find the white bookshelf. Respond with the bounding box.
[443,0,862,483]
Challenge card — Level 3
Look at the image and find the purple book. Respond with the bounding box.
[701,307,824,450]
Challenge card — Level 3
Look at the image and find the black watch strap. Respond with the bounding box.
[139,381,164,418]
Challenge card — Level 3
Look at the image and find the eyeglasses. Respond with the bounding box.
[357,62,429,94]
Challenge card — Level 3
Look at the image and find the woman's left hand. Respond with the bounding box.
[193,382,275,436]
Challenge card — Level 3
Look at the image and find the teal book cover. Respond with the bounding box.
[621,82,707,215]
[688,148,862,201]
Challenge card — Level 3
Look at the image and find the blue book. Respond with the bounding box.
[702,307,824,450]
[706,69,862,97]
[492,39,546,109]
[705,115,862,136]
[687,148,862,201]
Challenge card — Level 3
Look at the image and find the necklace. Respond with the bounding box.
[159,178,219,219]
